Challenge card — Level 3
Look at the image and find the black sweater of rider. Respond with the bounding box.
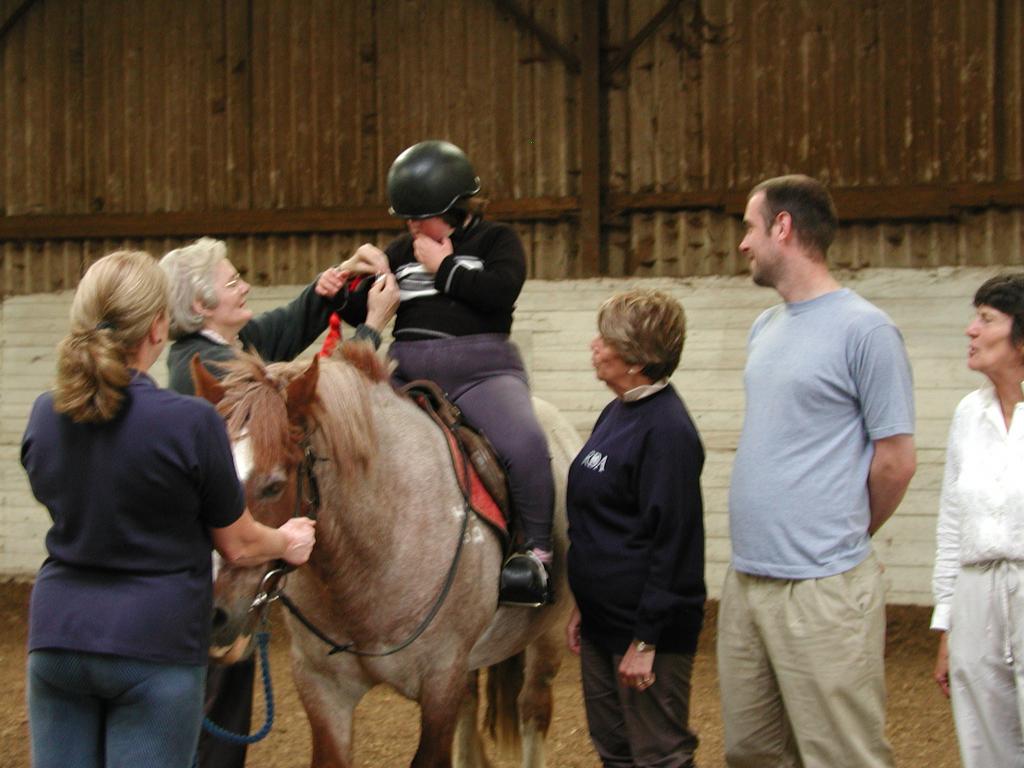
[338,217,526,341]
[567,385,706,656]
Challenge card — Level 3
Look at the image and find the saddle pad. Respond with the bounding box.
[436,421,510,547]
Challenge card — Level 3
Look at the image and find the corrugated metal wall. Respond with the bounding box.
[1,0,1022,294]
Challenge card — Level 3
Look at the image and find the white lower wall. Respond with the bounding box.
[0,268,998,604]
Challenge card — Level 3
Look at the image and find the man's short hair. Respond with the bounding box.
[751,175,838,256]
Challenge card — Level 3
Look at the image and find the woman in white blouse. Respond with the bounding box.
[932,273,1024,767]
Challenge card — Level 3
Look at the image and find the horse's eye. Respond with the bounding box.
[258,480,286,500]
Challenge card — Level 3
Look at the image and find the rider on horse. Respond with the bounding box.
[335,140,555,606]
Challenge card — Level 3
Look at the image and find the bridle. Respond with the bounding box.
[201,437,323,748]
[243,422,475,658]
[247,440,322,616]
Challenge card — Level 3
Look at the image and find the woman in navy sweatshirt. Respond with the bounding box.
[566,288,706,768]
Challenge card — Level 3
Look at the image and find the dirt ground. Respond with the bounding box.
[0,580,957,767]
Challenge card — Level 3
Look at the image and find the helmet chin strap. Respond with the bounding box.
[448,211,476,243]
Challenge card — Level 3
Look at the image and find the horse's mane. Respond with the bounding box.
[335,340,392,382]
[214,349,382,479]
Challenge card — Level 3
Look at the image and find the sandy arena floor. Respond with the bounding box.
[0,581,957,766]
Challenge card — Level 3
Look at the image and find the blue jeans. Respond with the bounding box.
[28,649,206,768]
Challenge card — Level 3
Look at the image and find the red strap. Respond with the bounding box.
[436,415,507,535]
[320,275,369,358]
[319,313,342,358]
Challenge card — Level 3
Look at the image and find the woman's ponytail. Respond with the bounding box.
[53,251,169,423]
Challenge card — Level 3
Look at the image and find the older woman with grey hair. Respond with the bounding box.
[565,288,706,768]
[160,237,398,395]
[158,236,396,768]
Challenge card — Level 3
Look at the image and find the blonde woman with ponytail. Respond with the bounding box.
[21,251,316,768]
[52,249,171,422]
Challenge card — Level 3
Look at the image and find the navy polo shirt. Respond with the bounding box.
[21,372,245,665]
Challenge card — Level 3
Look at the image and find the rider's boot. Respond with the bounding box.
[499,548,552,607]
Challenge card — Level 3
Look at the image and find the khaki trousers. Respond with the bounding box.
[949,563,1024,768]
[717,554,893,768]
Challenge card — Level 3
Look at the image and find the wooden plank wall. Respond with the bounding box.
[0,267,1002,604]
[1,0,1022,294]
[0,0,580,291]
[605,0,1024,275]
[2,0,574,215]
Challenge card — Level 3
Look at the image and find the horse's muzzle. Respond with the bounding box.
[209,604,257,664]
[209,632,253,665]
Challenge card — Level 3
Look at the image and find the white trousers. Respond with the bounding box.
[950,562,1024,768]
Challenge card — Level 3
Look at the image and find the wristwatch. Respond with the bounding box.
[634,640,656,653]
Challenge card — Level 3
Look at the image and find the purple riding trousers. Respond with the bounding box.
[389,333,554,551]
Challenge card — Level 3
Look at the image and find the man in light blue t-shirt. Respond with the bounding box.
[717,175,917,768]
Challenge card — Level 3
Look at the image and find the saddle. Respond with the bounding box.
[400,380,513,548]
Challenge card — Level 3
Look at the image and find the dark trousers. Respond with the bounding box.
[390,334,555,551]
[580,634,698,768]
[196,658,255,768]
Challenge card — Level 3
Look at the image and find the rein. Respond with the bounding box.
[274,422,475,658]
[197,631,275,749]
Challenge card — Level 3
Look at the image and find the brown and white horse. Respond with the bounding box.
[193,345,580,768]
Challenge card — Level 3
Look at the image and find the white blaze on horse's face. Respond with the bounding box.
[233,433,255,483]
[230,430,289,505]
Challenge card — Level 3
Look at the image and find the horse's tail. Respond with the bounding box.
[485,652,524,755]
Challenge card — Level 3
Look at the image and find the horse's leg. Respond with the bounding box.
[518,626,563,768]
[411,671,470,768]
[453,670,494,768]
[291,657,367,768]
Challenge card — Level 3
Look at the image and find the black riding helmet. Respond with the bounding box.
[387,140,481,219]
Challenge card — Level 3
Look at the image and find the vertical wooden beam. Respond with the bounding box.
[578,0,602,276]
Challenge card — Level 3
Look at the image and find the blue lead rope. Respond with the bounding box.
[192,631,275,768]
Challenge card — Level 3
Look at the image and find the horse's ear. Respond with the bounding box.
[285,356,319,426]
[191,354,226,405]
